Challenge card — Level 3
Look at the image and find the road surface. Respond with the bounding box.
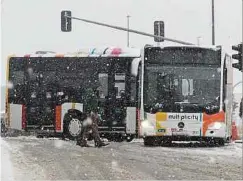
[1,136,242,180]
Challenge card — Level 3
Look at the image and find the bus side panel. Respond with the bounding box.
[9,104,23,130]
[125,107,136,134]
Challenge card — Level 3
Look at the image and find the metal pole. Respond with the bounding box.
[127,15,130,47]
[197,36,201,46]
[212,0,215,45]
[157,22,160,47]
[65,15,194,45]
[241,0,243,125]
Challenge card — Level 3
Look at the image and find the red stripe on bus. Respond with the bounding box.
[55,106,62,131]
[137,108,141,137]
[22,105,26,129]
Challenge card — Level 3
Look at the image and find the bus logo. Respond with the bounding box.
[178,122,185,128]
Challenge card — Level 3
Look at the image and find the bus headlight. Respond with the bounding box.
[209,122,223,129]
[141,120,152,128]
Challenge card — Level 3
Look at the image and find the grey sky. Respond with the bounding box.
[1,0,242,93]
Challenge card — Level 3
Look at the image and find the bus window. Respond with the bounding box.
[115,73,125,99]
[8,58,25,104]
[182,79,193,96]
[98,73,108,99]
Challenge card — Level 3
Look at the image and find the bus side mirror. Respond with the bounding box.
[131,58,141,76]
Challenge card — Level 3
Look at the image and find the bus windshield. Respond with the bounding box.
[144,48,221,113]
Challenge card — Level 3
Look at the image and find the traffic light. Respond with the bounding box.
[232,43,242,71]
[154,21,164,42]
[61,10,72,32]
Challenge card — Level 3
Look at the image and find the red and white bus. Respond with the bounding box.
[5,47,140,141]
[135,45,233,146]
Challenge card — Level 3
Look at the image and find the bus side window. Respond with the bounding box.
[115,73,125,99]
[98,73,108,99]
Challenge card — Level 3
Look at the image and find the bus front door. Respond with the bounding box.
[25,71,56,129]
[98,73,127,139]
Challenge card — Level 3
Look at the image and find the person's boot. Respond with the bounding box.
[95,141,109,148]
[77,140,91,147]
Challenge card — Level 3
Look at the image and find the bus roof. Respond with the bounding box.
[10,47,141,58]
[8,45,223,59]
[148,44,221,51]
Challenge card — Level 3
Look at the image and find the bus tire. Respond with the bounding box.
[114,134,124,142]
[143,136,156,146]
[63,112,83,140]
[126,135,134,142]
[215,138,225,146]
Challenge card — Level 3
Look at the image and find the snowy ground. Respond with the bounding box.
[1,136,242,180]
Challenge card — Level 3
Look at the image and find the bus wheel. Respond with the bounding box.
[143,136,156,146]
[126,135,134,142]
[215,138,225,146]
[114,134,124,142]
[63,113,83,140]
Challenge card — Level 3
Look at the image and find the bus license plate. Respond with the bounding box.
[172,129,188,135]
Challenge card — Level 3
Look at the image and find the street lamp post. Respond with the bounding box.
[127,15,131,47]
[197,36,201,46]
[241,0,243,142]
[212,0,215,45]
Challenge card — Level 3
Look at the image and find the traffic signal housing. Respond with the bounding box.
[232,43,242,71]
[154,21,164,42]
[61,10,72,32]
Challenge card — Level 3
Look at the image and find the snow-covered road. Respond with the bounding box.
[1,136,242,180]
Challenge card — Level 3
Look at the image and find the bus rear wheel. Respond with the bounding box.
[63,113,83,140]
[126,135,134,142]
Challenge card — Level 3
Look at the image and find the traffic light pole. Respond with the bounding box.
[242,0,243,127]
[212,0,215,45]
[64,15,194,45]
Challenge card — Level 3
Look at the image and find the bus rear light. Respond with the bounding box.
[22,105,26,129]
[55,106,62,131]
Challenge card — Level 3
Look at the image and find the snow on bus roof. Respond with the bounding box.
[9,45,221,58]
[158,44,220,51]
[10,47,141,58]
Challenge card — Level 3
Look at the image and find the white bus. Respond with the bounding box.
[5,47,140,142]
[5,45,234,146]
[135,45,233,146]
